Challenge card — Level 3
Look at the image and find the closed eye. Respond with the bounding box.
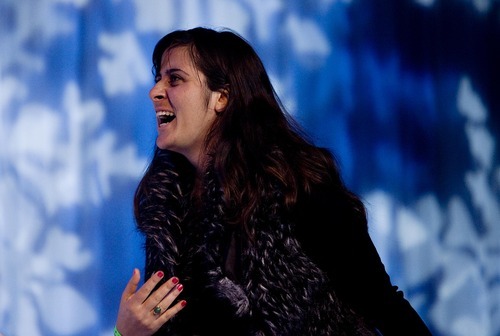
[168,74,181,86]
[154,68,185,85]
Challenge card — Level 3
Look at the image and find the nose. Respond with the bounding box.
[149,82,165,101]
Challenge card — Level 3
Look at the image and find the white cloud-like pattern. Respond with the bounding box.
[1,1,498,335]
[98,31,152,95]
[1,65,146,335]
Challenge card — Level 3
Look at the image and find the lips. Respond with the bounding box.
[156,111,175,125]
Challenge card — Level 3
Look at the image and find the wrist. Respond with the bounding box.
[114,326,122,336]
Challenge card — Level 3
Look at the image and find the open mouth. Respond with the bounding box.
[157,111,176,125]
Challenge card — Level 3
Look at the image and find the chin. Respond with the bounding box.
[156,141,169,150]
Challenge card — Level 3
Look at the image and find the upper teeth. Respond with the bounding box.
[157,111,174,117]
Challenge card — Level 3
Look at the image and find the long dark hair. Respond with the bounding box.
[136,26,365,230]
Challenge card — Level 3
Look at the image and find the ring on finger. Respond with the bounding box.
[153,305,162,316]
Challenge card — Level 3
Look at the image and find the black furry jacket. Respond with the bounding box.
[135,151,431,336]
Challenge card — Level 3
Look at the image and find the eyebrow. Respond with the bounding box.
[163,68,188,76]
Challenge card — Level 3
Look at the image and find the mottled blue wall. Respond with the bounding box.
[1,1,498,335]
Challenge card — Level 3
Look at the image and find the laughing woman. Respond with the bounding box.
[114,27,432,336]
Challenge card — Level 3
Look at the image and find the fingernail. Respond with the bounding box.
[157,271,164,278]
[181,300,187,307]
[172,277,179,284]
[177,284,183,291]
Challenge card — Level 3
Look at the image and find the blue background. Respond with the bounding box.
[1,0,499,335]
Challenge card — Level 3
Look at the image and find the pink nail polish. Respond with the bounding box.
[157,271,164,278]
[177,284,183,291]
[172,277,179,284]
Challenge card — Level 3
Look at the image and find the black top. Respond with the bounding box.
[143,152,432,335]
[292,183,432,335]
[217,182,431,336]
[219,183,432,335]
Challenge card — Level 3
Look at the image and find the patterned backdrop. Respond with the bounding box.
[1,0,499,335]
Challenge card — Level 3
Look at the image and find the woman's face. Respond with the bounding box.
[149,46,226,168]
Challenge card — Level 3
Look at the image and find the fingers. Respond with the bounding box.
[144,276,183,310]
[149,280,185,317]
[127,270,186,312]
[157,299,187,321]
[124,270,165,306]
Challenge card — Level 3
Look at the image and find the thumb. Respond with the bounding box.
[121,268,141,303]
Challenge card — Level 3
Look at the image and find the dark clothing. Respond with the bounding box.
[294,183,432,335]
[136,151,431,335]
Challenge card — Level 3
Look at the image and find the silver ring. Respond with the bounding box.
[153,305,162,316]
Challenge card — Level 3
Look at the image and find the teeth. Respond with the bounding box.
[156,110,176,124]
[156,111,174,117]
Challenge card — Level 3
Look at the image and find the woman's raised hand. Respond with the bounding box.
[115,268,187,336]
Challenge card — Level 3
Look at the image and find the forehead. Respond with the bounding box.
[160,46,195,71]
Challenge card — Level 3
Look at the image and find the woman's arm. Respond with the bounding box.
[295,184,432,335]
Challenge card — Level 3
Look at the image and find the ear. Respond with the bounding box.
[214,87,229,113]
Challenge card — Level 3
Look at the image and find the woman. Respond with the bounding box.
[115,27,432,336]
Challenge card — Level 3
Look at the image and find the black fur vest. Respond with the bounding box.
[136,151,375,336]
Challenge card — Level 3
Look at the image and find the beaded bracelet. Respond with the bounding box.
[114,326,122,336]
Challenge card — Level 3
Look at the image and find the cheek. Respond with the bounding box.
[206,89,219,109]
